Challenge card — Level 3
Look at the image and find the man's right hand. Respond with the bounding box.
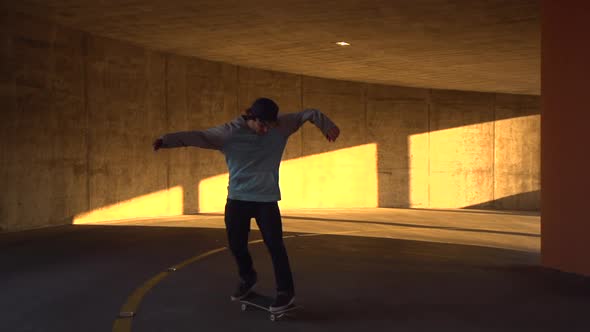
[152,138,163,151]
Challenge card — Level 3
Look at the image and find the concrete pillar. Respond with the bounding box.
[541,0,590,276]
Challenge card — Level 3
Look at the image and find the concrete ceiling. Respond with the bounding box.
[4,0,540,95]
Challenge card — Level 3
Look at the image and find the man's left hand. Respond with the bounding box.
[326,126,340,142]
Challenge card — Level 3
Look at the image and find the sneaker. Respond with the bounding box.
[269,291,295,312]
[230,275,257,301]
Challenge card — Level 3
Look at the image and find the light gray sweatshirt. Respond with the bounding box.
[160,109,337,202]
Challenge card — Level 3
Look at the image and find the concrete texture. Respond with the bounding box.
[541,0,590,276]
[84,35,169,221]
[166,55,238,214]
[429,91,496,208]
[3,209,589,332]
[302,76,367,155]
[1,0,540,95]
[299,76,369,208]
[493,95,540,211]
[0,14,87,231]
[0,13,540,233]
[366,85,430,208]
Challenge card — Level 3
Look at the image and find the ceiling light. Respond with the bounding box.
[336,41,350,46]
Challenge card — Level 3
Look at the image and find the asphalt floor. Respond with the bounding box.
[1,208,588,332]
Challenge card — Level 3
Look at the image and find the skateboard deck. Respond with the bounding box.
[239,292,300,321]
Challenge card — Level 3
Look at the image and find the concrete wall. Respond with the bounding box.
[0,14,540,231]
[1,14,88,231]
[166,56,239,214]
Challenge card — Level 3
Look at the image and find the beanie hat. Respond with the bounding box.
[247,97,279,122]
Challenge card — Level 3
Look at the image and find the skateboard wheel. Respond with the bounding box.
[270,314,276,321]
[241,304,247,311]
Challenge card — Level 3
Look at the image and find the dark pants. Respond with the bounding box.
[224,199,295,294]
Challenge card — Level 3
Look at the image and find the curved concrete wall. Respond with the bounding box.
[0,13,540,231]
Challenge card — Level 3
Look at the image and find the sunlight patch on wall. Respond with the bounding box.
[409,114,539,209]
[198,144,378,212]
[494,114,541,207]
[73,186,184,224]
[417,121,495,208]
[407,132,429,207]
[198,173,230,212]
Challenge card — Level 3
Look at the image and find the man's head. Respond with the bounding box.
[244,97,279,135]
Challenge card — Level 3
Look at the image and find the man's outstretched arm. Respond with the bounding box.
[153,123,231,151]
[278,108,340,142]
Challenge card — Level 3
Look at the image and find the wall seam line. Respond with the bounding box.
[165,55,170,214]
[83,33,90,213]
[237,66,241,116]
[492,94,497,208]
[427,89,431,209]
[364,84,371,206]
[300,75,304,157]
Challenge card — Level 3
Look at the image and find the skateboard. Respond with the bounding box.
[239,292,300,321]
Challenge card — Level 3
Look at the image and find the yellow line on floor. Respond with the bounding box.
[112,235,304,332]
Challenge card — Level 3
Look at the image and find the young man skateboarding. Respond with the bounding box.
[152,97,340,312]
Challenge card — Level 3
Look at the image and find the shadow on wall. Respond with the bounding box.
[464,190,540,211]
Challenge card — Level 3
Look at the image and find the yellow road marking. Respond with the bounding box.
[112,234,304,332]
